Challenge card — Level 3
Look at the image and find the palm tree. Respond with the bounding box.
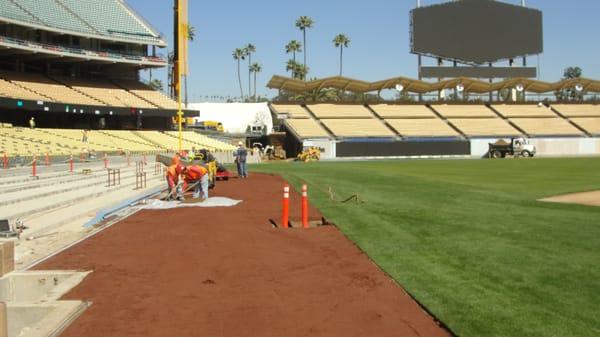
[232,48,246,100]
[285,40,302,78]
[250,62,262,102]
[295,63,309,81]
[333,34,350,76]
[285,60,307,80]
[295,16,313,81]
[149,79,164,91]
[244,44,256,102]
[286,60,293,76]
[286,60,298,77]
[187,25,196,42]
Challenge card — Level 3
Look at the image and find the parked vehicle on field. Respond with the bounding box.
[488,138,536,158]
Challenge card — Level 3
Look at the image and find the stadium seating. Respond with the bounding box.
[385,118,459,137]
[0,126,234,156]
[551,104,600,117]
[135,131,191,151]
[509,118,583,136]
[0,128,55,156]
[308,104,373,118]
[0,0,39,25]
[115,80,178,109]
[164,131,236,151]
[570,118,600,135]
[449,118,521,137]
[492,104,556,117]
[100,130,161,152]
[56,77,155,108]
[0,77,49,101]
[18,0,98,35]
[134,131,235,151]
[0,72,179,110]
[320,119,395,138]
[3,72,102,106]
[0,127,83,155]
[370,104,436,118]
[432,105,497,118]
[54,0,160,43]
[40,129,115,152]
[271,104,311,118]
[285,119,330,138]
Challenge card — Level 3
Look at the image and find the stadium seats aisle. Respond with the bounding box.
[0,126,235,157]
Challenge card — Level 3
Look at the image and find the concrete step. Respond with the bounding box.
[1,173,163,221]
[3,165,158,194]
[2,168,120,193]
[20,176,164,239]
[0,163,105,185]
[0,168,162,207]
[0,156,156,182]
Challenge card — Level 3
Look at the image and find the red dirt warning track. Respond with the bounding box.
[36,173,449,337]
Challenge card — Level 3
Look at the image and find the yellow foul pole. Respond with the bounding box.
[177,0,188,153]
[177,68,182,152]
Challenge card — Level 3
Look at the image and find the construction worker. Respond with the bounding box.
[197,148,217,186]
[166,163,185,201]
[171,154,181,165]
[234,141,248,179]
[182,165,209,199]
[189,147,197,161]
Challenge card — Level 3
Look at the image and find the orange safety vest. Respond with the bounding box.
[167,164,183,179]
[184,165,207,181]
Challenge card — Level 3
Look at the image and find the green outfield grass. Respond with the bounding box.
[252,157,600,337]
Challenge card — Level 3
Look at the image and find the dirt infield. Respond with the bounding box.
[35,173,450,337]
[540,190,600,207]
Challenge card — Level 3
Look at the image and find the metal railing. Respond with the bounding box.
[0,35,166,64]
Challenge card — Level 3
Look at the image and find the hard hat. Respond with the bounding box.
[238,141,243,146]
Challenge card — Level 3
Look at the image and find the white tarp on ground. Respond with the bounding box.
[143,197,242,209]
[187,102,273,134]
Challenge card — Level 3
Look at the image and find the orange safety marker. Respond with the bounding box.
[301,184,309,228]
[69,155,74,173]
[282,185,290,228]
[104,153,108,169]
[45,153,50,166]
[2,153,7,169]
[32,155,37,177]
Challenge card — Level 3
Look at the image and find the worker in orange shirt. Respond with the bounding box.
[166,163,185,200]
[182,165,209,200]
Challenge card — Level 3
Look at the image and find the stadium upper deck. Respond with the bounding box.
[0,0,166,67]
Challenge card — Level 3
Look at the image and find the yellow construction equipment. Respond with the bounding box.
[296,147,321,162]
[203,121,224,132]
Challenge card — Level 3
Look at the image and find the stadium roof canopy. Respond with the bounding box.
[267,75,600,94]
[0,0,166,46]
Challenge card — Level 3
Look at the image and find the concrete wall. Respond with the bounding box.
[315,138,600,160]
[470,138,500,158]
[530,138,600,156]
[303,139,336,159]
[470,137,600,157]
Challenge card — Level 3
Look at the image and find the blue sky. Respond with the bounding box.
[127,0,600,102]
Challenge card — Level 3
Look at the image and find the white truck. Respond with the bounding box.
[488,137,536,158]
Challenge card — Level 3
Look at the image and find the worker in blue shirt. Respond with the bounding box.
[233,141,248,178]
